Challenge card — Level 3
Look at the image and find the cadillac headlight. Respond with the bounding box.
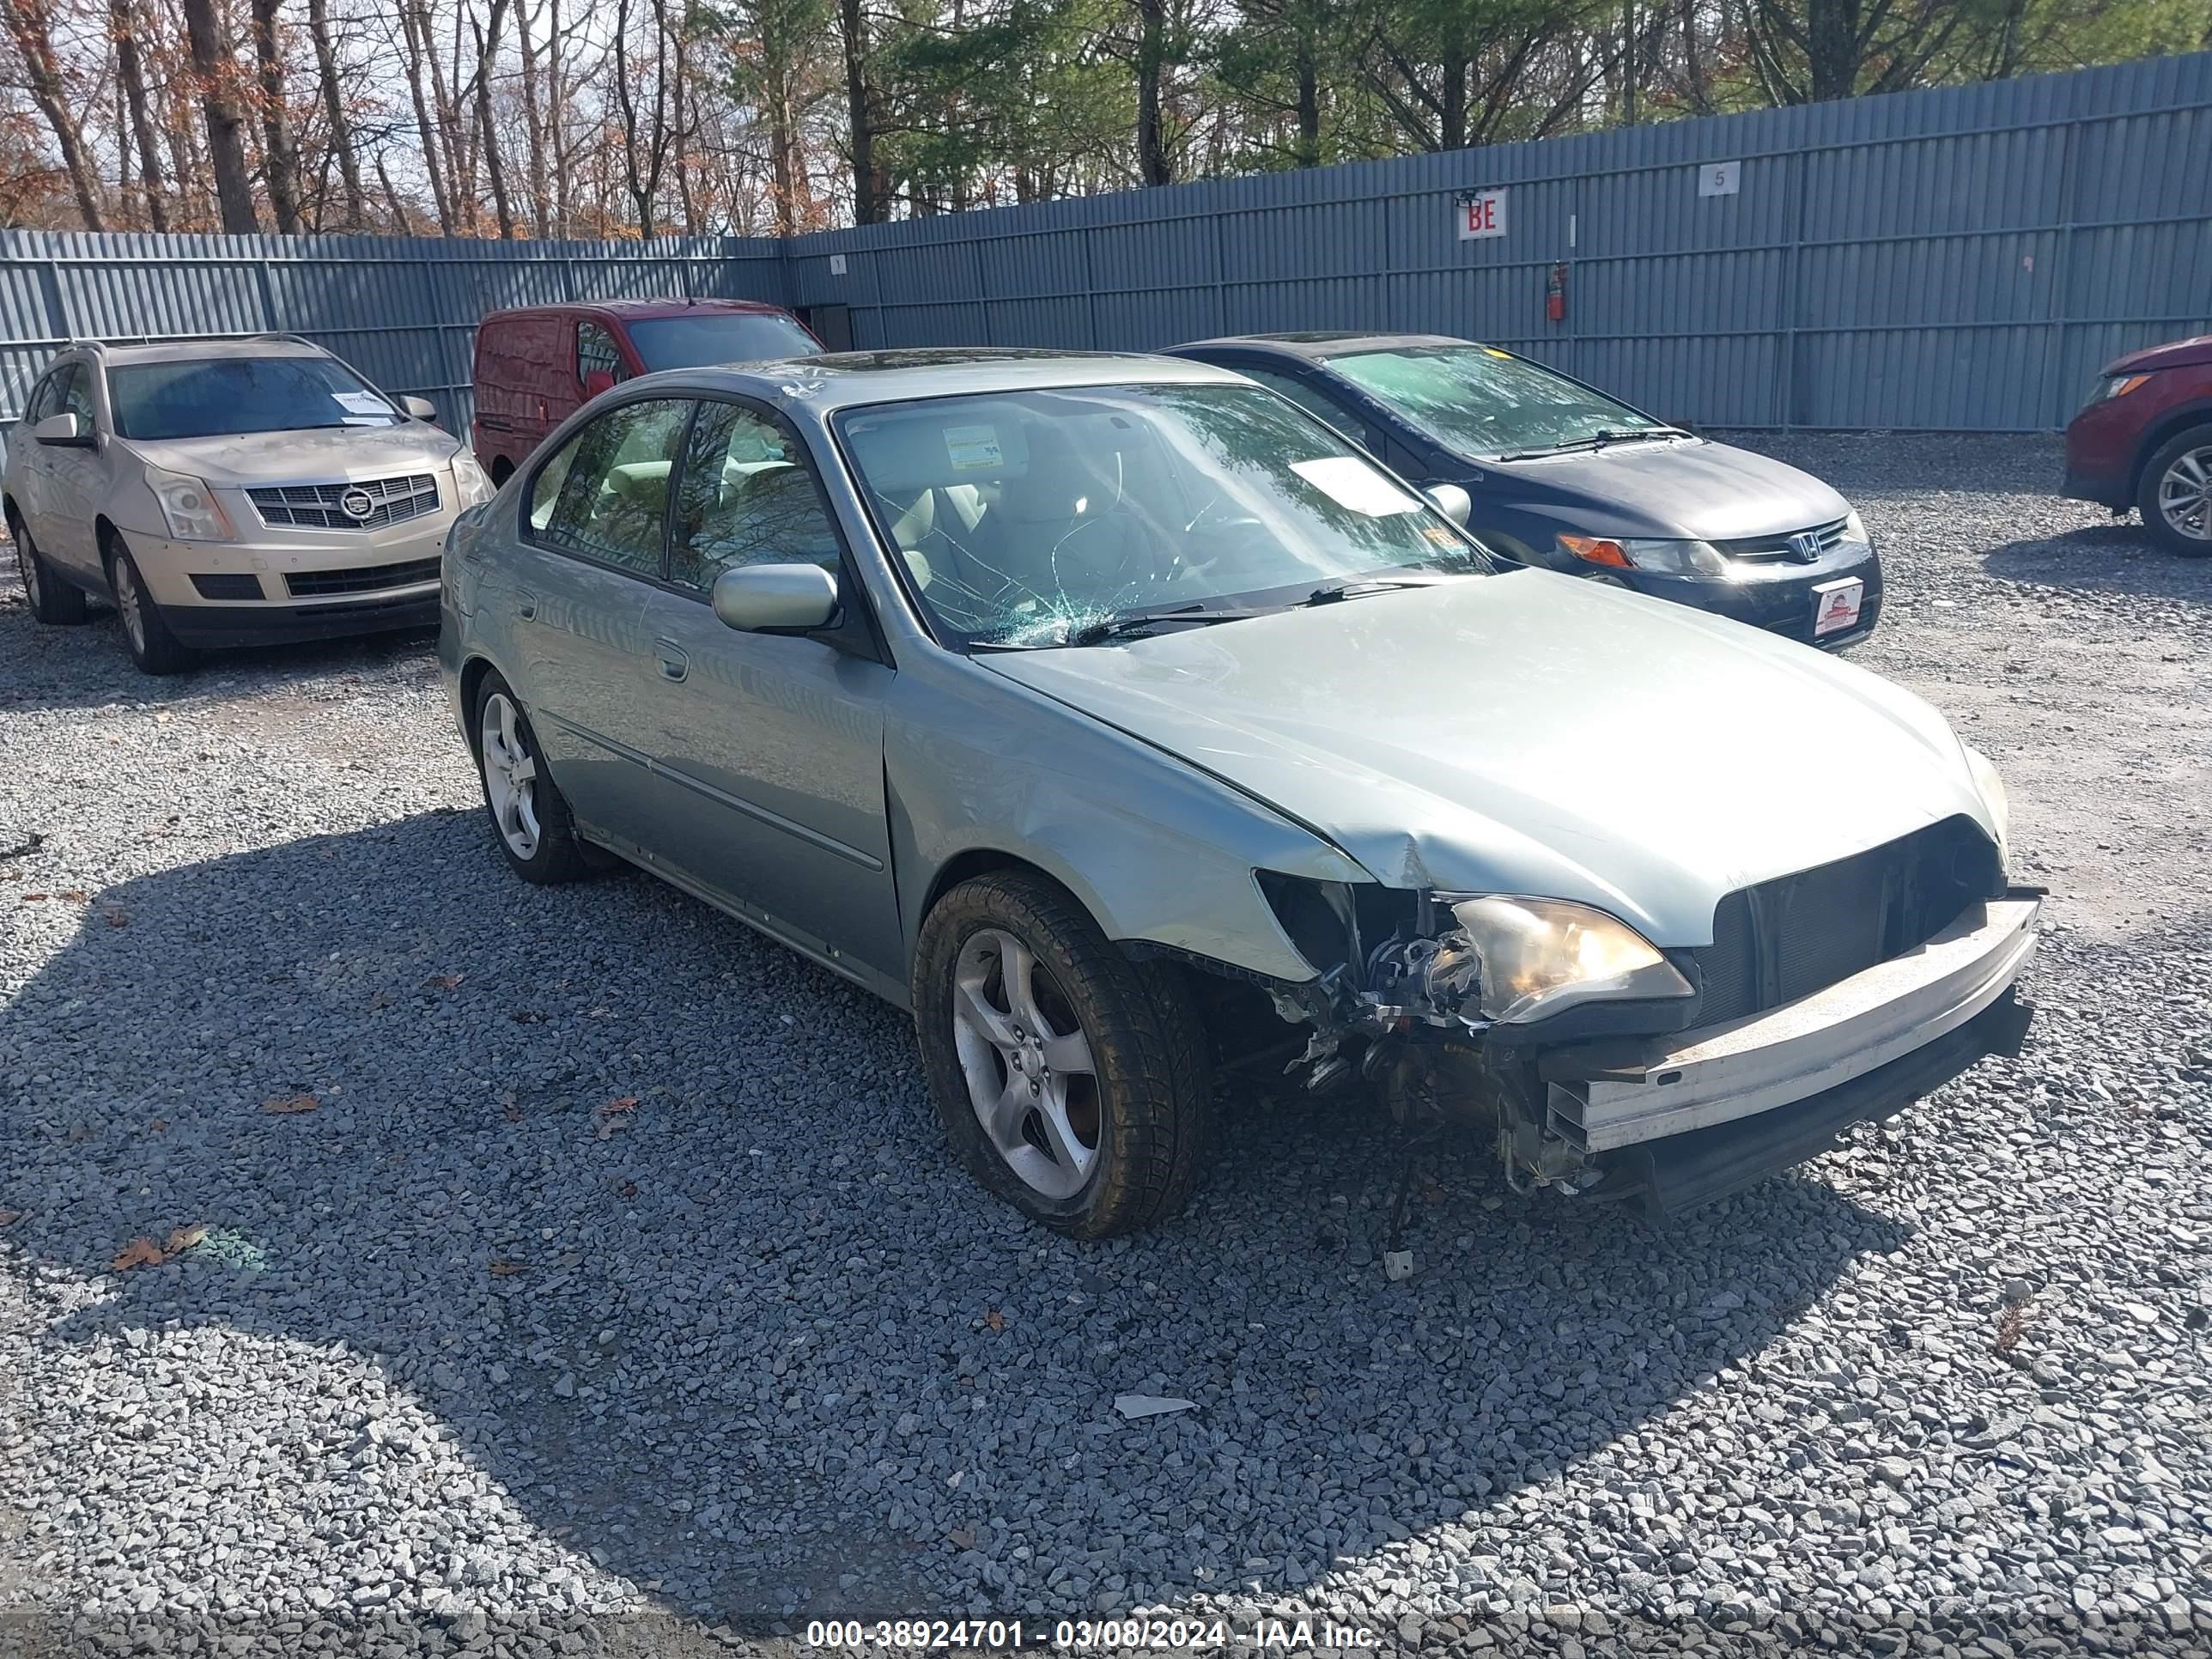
[1963,744,2010,848]
[1448,896,1693,1024]
[147,466,234,542]
[451,449,495,507]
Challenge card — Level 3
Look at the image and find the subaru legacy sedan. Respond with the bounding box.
[1169,333,1881,647]
[440,349,2035,1237]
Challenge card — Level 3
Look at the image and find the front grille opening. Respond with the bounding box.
[1693,815,2001,1024]
[1718,516,1850,562]
[190,573,263,600]
[249,474,441,532]
[285,556,442,599]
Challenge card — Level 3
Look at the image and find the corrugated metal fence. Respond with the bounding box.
[3,51,2209,434]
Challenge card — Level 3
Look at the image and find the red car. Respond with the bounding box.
[471,298,818,483]
[2063,331,2212,555]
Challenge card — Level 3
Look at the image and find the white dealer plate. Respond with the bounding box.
[1813,576,1864,638]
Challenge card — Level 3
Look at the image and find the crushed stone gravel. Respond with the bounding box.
[2,434,2207,1658]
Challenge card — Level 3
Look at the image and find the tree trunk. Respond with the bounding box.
[181,0,260,232]
[375,150,414,231]
[1441,46,1467,149]
[515,0,551,234]
[251,0,303,232]
[307,0,368,228]
[111,0,170,230]
[398,2,458,233]
[838,0,880,222]
[1135,0,1170,186]
[1294,41,1319,168]
[0,0,106,228]
[471,0,516,236]
[1805,0,1861,100]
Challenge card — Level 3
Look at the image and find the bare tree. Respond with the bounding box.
[1,0,105,228]
[108,0,171,229]
[514,0,551,231]
[181,0,260,231]
[398,0,458,231]
[307,0,368,227]
[250,0,303,230]
[470,0,516,234]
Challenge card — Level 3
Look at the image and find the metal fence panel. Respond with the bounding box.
[2,53,2208,434]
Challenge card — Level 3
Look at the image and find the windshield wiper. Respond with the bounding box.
[1300,576,1443,606]
[969,603,1259,651]
[1495,426,1691,462]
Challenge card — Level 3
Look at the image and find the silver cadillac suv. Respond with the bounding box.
[3,334,493,672]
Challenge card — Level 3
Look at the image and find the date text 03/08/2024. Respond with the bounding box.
[803,1617,1382,1650]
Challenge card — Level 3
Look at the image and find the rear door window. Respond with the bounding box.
[526,398,691,575]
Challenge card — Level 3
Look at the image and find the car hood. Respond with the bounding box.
[980,572,1995,949]
[1471,437,1851,542]
[2104,333,2212,375]
[125,422,462,486]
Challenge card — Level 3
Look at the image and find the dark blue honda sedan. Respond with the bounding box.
[1167,332,1881,648]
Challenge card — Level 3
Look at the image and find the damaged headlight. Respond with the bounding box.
[1447,896,1692,1025]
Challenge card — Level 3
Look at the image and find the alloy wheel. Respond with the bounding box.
[112,558,147,653]
[478,690,543,860]
[949,927,1101,1199]
[18,543,41,609]
[2155,445,2212,543]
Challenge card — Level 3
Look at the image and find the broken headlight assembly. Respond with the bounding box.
[1440,896,1692,1024]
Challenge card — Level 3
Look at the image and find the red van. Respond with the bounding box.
[471,299,819,482]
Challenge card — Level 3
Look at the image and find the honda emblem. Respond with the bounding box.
[1787,531,1822,562]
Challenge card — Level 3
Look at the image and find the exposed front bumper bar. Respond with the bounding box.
[1547,894,2041,1155]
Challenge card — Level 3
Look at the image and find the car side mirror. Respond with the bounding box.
[1422,483,1472,527]
[33,412,91,447]
[581,369,617,399]
[400,395,438,422]
[711,563,839,634]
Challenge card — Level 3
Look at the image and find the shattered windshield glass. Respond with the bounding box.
[834,383,1490,648]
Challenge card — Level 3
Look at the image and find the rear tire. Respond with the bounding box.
[471,670,590,884]
[7,510,90,624]
[2137,423,2212,556]
[105,537,194,674]
[913,869,1209,1237]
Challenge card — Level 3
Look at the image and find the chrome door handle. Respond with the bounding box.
[654,639,689,682]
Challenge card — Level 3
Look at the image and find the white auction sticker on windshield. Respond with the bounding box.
[1291,455,1419,517]
[333,392,393,416]
[944,424,1004,471]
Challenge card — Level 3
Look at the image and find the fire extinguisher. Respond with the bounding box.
[1547,262,1568,325]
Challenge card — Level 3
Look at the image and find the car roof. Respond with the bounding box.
[71,337,330,368]
[623,347,1253,413]
[488,297,798,322]
[1170,331,1477,360]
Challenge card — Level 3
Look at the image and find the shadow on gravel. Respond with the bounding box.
[1983,525,2212,605]
[4,811,1907,1639]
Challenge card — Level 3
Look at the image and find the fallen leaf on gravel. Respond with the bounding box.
[511,1010,544,1024]
[103,908,128,928]
[20,893,46,902]
[1114,1393,1196,1419]
[367,989,392,1011]
[422,973,465,991]
[149,1119,167,1133]
[0,1209,22,1228]
[601,1095,640,1114]
[112,1237,168,1271]
[58,890,86,902]
[155,711,173,724]
[489,1260,528,1277]
[165,1224,206,1254]
[946,1528,976,1550]
[983,1308,1005,1332]
[615,1179,638,1198]
[262,1092,319,1114]
[501,1098,524,1123]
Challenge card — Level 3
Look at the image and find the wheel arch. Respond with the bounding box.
[458,654,501,757]
[2130,401,2212,499]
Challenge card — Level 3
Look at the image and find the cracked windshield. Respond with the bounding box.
[1328,343,1665,458]
[836,382,1490,647]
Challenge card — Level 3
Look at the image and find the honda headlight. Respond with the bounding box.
[1842,507,1869,544]
[147,466,234,542]
[1447,896,1693,1024]
[1962,744,2010,848]
[1557,533,1728,579]
[450,450,495,507]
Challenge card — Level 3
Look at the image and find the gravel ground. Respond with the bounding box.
[2,433,2207,1659]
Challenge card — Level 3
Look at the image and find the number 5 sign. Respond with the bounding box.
[1455,188,1507,240]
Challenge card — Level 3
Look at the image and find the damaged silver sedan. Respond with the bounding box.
[440,349,2037,1237]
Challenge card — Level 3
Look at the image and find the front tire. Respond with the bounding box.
[472,670,589,884]
[913,870,1209,1237]
[106,538,194,673]
[7,510,89,624]
[2138,423,2212,556]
